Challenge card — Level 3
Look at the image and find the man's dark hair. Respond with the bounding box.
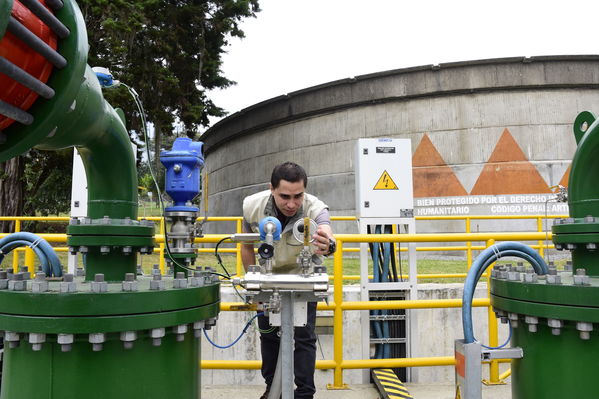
[271,162,308,189]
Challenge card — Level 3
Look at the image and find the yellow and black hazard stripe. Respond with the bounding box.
[372,369,413,399]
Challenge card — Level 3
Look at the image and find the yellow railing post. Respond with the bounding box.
[537,216,545,259]
[25,247,35,274]
[327,240,348,390]
[11,219,21,271]
[159,217,166,274]
[392,224,399,261]
[236,218,243,276]
[466,217,472,270]
[484,238,500,384]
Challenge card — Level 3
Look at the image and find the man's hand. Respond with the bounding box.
[312,224,335,255]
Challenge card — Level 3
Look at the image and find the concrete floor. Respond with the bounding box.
[202,383,512,399]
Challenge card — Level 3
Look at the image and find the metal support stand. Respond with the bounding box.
[359,217,417,383]
[280,291,294,399]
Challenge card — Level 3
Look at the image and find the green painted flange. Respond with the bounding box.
[0,278,219,333]
[0,278,219,317]
[0,302,219,333]
[67,223,155,236]
[491,294,599,323]
[491,276,599,310]
[68,235,154,247]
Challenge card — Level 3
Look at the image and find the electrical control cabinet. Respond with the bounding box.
[354,138,413,218]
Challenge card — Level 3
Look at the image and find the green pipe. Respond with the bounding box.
[0,0,144,280]
[37,65,138,219]
[567,111,599,218]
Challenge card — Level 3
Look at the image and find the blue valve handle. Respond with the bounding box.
[259,217,281,241]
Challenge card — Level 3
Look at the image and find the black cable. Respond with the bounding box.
[214,236,233,277]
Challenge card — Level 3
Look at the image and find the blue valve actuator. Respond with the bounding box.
[160,137,204,212]
[259,217,281,241]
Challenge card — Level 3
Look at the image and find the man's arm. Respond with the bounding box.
[240,219,256,272]
[312,209,335,256]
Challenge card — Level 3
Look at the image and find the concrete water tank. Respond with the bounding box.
[202,56,599,235]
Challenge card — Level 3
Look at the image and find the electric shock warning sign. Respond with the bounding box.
[373,170,398,190]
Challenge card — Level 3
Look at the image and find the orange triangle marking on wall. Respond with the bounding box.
[412,133,468,198]
[470,129,551,195]
[559,165,570,188]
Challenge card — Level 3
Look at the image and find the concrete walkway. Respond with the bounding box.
[202,383,511,398]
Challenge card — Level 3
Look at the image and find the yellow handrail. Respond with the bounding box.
[0,214,566,388]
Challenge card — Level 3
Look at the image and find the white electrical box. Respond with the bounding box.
[354,138,413,218]
[70,148,88,217]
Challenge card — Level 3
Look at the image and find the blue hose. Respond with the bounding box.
[0,232,62,277]
[462,242,548,344]
[203,312,262,349]
[0,240,50,272]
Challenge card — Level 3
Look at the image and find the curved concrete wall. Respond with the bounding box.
[202,56,599,233]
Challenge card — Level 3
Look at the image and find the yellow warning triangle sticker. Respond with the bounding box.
[373,170,398,190]
[455,386,462,399]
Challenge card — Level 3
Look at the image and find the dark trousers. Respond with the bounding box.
[258,302,317,399]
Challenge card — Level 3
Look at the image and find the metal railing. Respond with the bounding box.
[0,214,565,388]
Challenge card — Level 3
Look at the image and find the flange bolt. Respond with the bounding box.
[60,274,77,293]
[120,331,137,349]
[173,324,188,342]
[150,274,165,290]
[577,322,593,340]
[29,333,46,351]
[548,319,563,335]
[151,328,165,346]
[57,333,74,352]
[573,269,590,286]
[525,316,539,333]
[89,333,106,351]
[91,274,107,293]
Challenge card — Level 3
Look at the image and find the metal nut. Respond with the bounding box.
[577,322,593,340]
[120,331,137,349]
[547,319,563,335]
[89,333,106,351]
[525,316,538,333]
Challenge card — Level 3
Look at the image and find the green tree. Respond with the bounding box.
[80,0,260,171]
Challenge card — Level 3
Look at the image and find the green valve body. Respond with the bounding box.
[491,111,599,398]
[0,1,220,398]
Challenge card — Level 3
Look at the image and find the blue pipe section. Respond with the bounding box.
[0,240,50,272]
[462,242,548,344]
[0,232,62,277]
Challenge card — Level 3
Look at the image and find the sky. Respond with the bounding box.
[206,0,599,127]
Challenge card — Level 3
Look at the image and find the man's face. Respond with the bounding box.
[270,179,305,217]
